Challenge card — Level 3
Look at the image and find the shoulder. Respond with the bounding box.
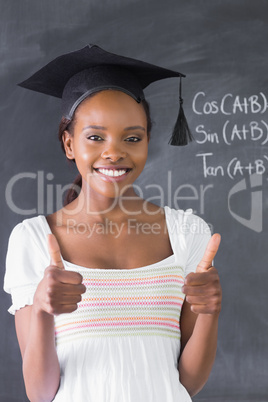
[164,206,211,235]
[8,216,40,240]
[6,215,50,267]
[4,215,49,296]
[163,206,211,272]
[8,215,47,244]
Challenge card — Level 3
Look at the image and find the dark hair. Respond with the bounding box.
[58,95,153,206]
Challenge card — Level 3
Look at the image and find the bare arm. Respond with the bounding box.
[178,301,219,396]
[15,306,60,402]
[14,234,86,402]
[178,234,222,397]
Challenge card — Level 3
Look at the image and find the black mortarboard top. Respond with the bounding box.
[18,44,193,146]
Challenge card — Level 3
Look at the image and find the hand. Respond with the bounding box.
[182,234,222,315]
[33,234,86,316]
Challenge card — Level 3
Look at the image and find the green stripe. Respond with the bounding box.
[56,327,181,346]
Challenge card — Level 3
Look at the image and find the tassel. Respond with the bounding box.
[168,76,194,146]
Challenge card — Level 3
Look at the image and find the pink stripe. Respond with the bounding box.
[79,300,183,308]
[55,320,180,336]
[83,278,184,287]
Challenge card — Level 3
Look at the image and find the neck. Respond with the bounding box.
[63,181,144,223]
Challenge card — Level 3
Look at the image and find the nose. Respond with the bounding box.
[101,142,127,161]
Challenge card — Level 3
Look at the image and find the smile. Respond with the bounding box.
[93,168,132,182]
[95,168,129,177]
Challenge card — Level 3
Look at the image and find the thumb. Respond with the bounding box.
[47,234,65,270]
[196,233,221,273]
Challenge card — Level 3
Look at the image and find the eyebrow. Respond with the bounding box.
[83,125,146,132]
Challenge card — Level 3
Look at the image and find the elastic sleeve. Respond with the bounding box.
[3,221,47,315]
[184,214,212,277]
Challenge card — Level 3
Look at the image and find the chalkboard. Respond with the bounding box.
[1,1,267,401]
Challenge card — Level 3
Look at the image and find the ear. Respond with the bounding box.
[62,130,75,160]
[147,131,151,143]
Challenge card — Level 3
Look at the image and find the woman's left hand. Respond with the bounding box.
[182,234,222,315]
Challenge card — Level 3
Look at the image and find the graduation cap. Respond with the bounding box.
[18,44,193,146]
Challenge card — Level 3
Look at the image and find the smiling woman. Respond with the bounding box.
[60,90,150,203]
[3,44,222,402]
[58,91,152,206]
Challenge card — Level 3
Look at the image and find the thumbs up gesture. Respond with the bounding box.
[182,234,222,315]
[33,234,86,316]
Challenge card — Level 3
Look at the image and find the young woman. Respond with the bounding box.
[4,44,222,402]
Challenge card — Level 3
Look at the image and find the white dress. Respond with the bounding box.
[4,206,211,402]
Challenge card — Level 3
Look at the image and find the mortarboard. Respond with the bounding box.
[18,44,193,146]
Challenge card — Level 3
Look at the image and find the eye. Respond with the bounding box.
[87,135,103,141]
[125,137,141,142]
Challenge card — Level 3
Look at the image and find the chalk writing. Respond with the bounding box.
[192,92,268,115]
[196,153,268,179]
[222,120,268,145]
[192,90,267,179]
[195,121,268,145]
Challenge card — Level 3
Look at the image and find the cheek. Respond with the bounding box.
[138,145,148,160]
[73,141,94,163]
[76,152,91,168]
[80,152,91,162]
[72,150,94,175]
[134,147,148,171]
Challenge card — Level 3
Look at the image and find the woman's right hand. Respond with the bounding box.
[33,234,86,316]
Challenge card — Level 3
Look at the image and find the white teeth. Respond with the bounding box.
[97,169,127,177]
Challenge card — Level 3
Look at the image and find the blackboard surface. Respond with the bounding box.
[1,1,267,401]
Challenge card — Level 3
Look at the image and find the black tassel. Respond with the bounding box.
[168,76,194,146]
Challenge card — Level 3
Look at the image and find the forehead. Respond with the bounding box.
[74,90,147,123]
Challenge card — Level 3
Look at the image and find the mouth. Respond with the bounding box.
[93,167,132,181]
